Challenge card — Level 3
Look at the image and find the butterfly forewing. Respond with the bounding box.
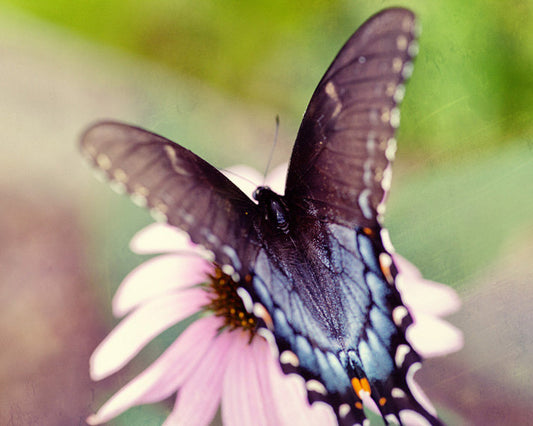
[285,8,417,229]
[80,122,259,273]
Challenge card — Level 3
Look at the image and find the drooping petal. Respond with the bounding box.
[163,330,240,426]
[129,222,194,254]
[113,253,212,316]
[222,165,263,199]
[91,288,209,380]
[407,312,464,358]
[87,316,222,425]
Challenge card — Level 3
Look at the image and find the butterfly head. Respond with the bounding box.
[253,186,290,234]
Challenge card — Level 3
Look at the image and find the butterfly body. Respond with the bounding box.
[81,8,443,426]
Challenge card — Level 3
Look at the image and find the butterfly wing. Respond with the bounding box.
[80,121,259,273]
[285,8,417,229]
[260,8,441,425]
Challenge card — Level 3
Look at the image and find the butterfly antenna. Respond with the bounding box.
[263,115,280,184]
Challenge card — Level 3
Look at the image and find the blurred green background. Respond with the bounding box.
[1,0,532,425]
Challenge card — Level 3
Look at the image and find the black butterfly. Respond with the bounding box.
[81,8,442,426]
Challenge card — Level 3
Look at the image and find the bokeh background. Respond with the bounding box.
[1,0,532,425]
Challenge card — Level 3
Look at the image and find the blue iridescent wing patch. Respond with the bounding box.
[80,7,443,426]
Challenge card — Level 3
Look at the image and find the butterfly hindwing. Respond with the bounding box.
[80,121,259,273]
[285,8,418,229]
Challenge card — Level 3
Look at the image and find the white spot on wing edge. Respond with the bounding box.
[131,193,147,207]
[391,387,406,398]
[395,344,411,367]
[325,81,342,118]
[222,245,242,270]
[393,84,406,103]
[96,153,111,170]
[381,164,393,192]
[338,403,351,418]
[222,264,235,277]
[150,208,168,223]
[380,228,395,253]
[253,302,274,330]
[109,181,126,194]
[306,379,327,395]
[280,350,300,368]
[392,305,409,326]
[385,414,400,425]
[236,287,253,313]
[385,138,397,162]
[408,40,419,58]
[402,61,414,79]
[396,35,408,51]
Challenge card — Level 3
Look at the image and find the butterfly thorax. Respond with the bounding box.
[253,186,290,234]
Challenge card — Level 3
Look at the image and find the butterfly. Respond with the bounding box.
[80,8,442,426]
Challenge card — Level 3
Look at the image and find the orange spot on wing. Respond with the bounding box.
[362,227,373,236]
[379,254,394,284]
[355,401,363,410]
[351,377,371,397]
[360,377,371,393]
[379,397,387,406]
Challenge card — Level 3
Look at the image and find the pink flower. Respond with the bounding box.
[87,165,462,425]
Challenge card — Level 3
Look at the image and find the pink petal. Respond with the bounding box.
[87,316,222,425]
[265,163,288,194]
[113,253,212,316]
[250,337,286,425]
[393,253,461,317]
[222,165,263,199]
[222,335,285,426]
[129,222,194,254]
[91,288,209,380]
[222,334,258,426]
[407,313,464,358]
[263,341,336,425]
[164,330,239,426]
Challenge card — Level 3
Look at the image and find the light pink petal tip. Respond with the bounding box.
[129,222,194,254]
[407,313,464,358]
[87,316,223,425]
[91,288,209,380]
[393,254,461,317]
[113,253,212,316]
